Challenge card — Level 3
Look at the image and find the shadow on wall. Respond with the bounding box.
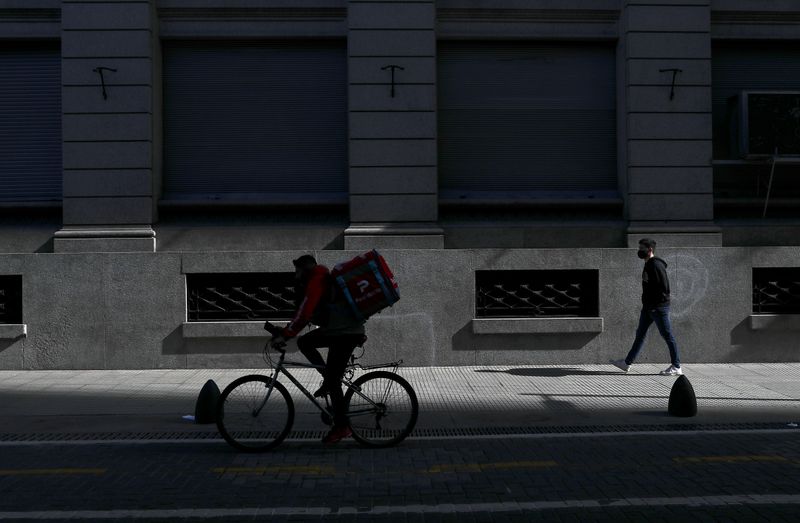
[452,322,599,353]
[161,312,437,367]
[324,234,345,250]
[152,209,347,252]
[730,318,800,362]
[0,338,21,354]
[35,237,54,253]
[161,327,266,356]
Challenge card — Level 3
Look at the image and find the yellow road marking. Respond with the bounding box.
[425,460,558,474]
[674,455,789,464]
[212,465,336,475]
[0,468,106,476]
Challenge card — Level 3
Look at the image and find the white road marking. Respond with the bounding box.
[0,495,799,519]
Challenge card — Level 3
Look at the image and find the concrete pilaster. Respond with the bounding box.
[622,0,721,247]
[55,0,158,252]
[344,0,442,249]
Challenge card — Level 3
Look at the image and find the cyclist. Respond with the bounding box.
[268,254,366,444]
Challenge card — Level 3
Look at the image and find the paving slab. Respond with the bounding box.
[0,364,797,436]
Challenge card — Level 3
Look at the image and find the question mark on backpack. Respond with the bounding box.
[357,280,370,294]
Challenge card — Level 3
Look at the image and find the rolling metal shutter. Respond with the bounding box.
[163,41,347,200]
[712,41,800,159]
[437,42,617,196]
[0,42,61,202]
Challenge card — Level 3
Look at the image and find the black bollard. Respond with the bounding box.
[668,375,697,417]
[194,379,221,424]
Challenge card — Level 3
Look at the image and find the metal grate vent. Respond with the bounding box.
[187,272,297,322]
[753,267,800,314]
[476,270,599,318]
[0,275,22,324]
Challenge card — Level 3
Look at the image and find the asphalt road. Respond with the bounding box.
[0,430,798,522]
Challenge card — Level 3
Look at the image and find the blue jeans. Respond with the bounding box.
[625,306,681,368]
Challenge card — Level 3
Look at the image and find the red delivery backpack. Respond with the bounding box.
[330,250,400,321]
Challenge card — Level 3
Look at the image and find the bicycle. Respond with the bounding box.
[216,324,419,452]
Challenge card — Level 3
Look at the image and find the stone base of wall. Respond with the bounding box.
[0,246,797,369]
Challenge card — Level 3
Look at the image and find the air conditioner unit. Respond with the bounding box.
[731,90,800,158]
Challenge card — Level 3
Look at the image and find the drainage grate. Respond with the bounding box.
[0,422,794,443]
[411,422,794,437]
[0,431,223,442]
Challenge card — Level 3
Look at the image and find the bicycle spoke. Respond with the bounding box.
[226,382,276,435]
[217,376,293,452]
[345,372,417,447]
[381,378,396,405]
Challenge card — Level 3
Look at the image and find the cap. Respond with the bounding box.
[292,254,317,268]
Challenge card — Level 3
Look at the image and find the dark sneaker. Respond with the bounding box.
[322,425,352,445]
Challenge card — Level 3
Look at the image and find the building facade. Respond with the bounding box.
[1,0,799,369]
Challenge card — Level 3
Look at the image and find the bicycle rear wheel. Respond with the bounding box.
[216,375,294,452]
[343,371,418,448]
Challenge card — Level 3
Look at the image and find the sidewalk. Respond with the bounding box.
[0,364,798,437]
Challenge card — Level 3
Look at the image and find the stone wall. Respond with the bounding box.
[0,247,797,369]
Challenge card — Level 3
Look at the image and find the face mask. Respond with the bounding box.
[637,248,649,259]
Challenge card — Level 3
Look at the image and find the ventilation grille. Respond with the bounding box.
[476,270,599,318]
[753,267,800,314]
[187,272,296,322]
[0,276,22,324]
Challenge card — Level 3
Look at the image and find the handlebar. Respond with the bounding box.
[263,321,284,337]
[263,322,288,355]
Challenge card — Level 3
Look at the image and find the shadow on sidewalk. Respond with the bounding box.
[517,392,800,403]
[475,367,651,377]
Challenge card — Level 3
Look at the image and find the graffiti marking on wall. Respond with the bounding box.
[671,254,709,320]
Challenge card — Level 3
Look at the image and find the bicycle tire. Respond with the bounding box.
[343,371,418,448]
[216,375,294,452]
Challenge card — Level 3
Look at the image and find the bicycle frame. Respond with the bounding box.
[254,343,404,421]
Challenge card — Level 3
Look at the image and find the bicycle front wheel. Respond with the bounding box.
[216,375,294,452]
[344,371,418,448]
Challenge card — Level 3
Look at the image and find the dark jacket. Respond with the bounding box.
[641,257,671,308]
[282,265,364,338]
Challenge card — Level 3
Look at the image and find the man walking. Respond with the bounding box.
[611,238,683,376]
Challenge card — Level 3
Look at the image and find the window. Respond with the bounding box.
[438,42,617,199]
[476,270,599,318]
[712,41,800,204]
[163,41,347,202]
[187,273,297,322]
[0,42,61,202]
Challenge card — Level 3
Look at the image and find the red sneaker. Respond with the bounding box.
[322,425,352,445]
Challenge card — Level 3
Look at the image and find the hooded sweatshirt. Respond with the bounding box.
[642,256,671,308]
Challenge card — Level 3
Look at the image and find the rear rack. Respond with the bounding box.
[357,359,404,371]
